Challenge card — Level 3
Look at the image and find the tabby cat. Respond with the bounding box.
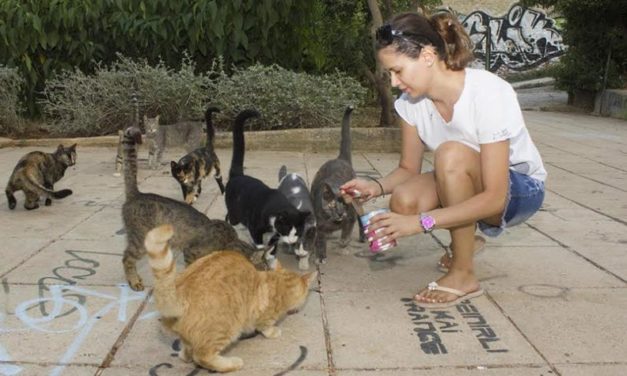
[5,144,76,210]
[121,126,267,291]
[170,106,225,204]
[145,224,317,373]
[310,106,365,264]
[277,165,316,270]
[146,115,204,169]
[225,110,310,268]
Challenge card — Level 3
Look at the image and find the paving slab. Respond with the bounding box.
[0,111,625,376]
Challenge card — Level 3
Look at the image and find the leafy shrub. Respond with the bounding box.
[0,66,23,135]
[213,63,367,130]
[41,55,211,136]
[41,55,367,136]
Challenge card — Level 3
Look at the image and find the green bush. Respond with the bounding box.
[41,55,211,136]
[0,66,24,135]
[213,63,367,130]
[40,55,367,136]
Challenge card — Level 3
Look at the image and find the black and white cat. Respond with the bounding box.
[277,165,316,270]
[310,106,365,264]
[225,110,309,269]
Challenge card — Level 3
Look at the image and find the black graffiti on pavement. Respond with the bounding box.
[27,250,120,318]
[402,298,447,355]
[457,299,508,353]
[402,297,507,354]
[457,4,565,71]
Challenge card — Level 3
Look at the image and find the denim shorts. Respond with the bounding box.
[478,170,545,237]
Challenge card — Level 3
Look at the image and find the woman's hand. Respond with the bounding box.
[366,211,422,243]
[340,178,382,203]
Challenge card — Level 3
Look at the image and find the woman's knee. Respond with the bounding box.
[389,185,419,214]
[434,141,480,178]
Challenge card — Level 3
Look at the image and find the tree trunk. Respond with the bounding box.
[366,0,396,128]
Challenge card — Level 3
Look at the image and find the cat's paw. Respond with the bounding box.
[298,256,310,270]
[315,257,327,265]
[261,326,281,339]
[178,345,193,363]
[127,278,144,291]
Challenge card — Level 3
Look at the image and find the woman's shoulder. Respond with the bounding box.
[465,68,515,97]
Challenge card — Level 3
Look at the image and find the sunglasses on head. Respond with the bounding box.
[375,24,428,47]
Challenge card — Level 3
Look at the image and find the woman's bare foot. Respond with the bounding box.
[414,268,481,304]
[438,235,486,272]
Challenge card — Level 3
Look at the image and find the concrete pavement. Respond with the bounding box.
[0,110,626,376]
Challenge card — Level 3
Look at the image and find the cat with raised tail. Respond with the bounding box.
[310,106,365,264]
[170,106,225,204]
[5,144,76,210]
[120,126,268,291]
[145,224,317,373]
[225,110,310,268]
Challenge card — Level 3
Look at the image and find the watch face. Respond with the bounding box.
[422,215,435,229]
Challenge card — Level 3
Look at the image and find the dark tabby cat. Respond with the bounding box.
[170,106,225,204]
[5,144,76,210]
[225,110,310,269]
[121,126,267,291]
[277,165,316,270]
[310,106,365,264]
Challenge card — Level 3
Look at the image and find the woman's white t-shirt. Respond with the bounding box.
[394,68,547,182]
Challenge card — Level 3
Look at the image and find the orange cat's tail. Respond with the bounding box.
[145,224,184,318]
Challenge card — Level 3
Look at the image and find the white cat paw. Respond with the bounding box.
[261,326,281,338]
[298,257,310,270]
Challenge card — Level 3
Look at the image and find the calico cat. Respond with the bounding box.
[5,144,76,210]
[225,110,310,268]
[310,106,365,264]
[146,115,204,169]
[144,224,317,373]
[120,126,268,291]
[170,106,225,204]
[277,165,316,270]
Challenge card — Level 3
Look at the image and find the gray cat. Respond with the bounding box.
[121,126,267,291]
[277,165,316,270]
[310,106,365,264]
[5,144,76,210]
[145,115,203,169]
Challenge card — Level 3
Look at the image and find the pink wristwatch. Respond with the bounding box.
[419,213,436,233]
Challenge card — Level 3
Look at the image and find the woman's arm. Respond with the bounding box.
[377,119,425,194]
[341,119,425,199]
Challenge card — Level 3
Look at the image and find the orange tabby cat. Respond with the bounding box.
[144,224,317,373]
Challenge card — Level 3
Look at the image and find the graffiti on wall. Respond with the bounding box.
[456,4,565,72]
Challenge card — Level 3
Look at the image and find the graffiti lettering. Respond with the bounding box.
[402,298,447,355]
[456,4,565,71]
[457,300,508,353]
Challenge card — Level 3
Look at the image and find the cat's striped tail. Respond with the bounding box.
[204,105,220,148]
[145,224,184,318]
[23,172,72,199]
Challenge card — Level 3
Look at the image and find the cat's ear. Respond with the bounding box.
[302,271,318,288]
[170,161,178,172]
[68,143,77,151]
[56,144,65,153]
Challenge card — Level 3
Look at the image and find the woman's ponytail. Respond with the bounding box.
[429,13,474,71]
